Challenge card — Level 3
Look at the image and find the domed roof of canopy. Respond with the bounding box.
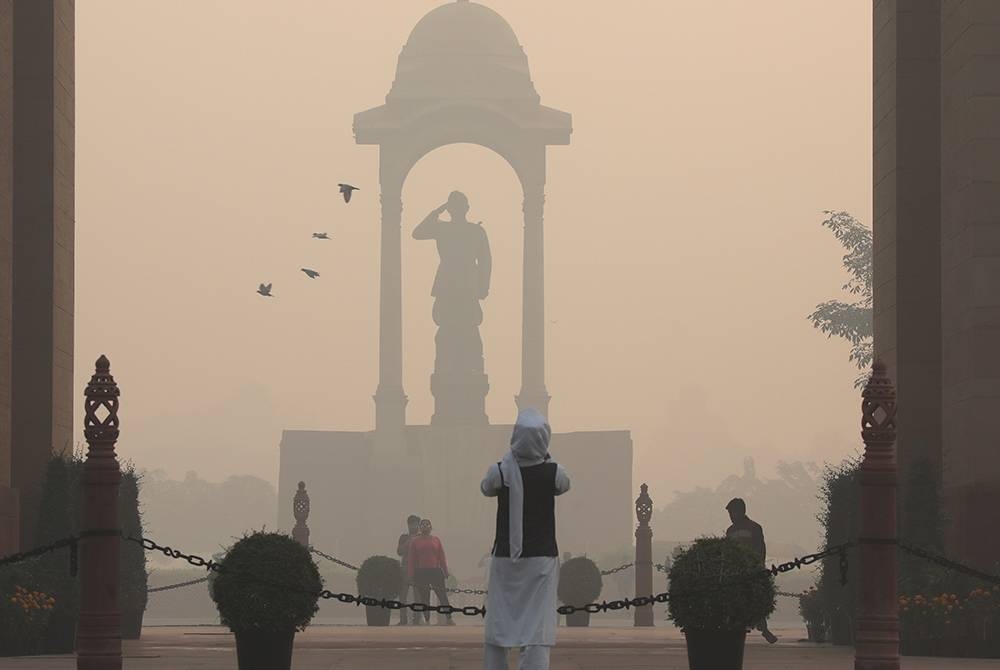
[388,0,539,102]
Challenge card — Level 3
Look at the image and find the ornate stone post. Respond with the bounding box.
[515,183,550,418]
[373,188,407,431]
[76,355,122,670]
[854,359,899,670]
[634,483,654,626]
[292,481,310,547]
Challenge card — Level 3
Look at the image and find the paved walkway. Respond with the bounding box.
[0,626,994,669]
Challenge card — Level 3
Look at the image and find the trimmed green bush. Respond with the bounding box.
[667,537,775,631]
[119,464,148,637]
[356,555,403,599]
[557,557,603,606]
[817,456,860,645]
[211,532,322,633]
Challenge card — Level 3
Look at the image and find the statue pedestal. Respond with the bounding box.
[430,372,489,426]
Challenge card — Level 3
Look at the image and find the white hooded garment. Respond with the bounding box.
[480,409,570,648]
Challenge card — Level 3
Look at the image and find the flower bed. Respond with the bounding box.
[0,585,56,656]
[899,586,1000,658]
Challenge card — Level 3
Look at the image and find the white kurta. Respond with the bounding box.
[481,461,570,648]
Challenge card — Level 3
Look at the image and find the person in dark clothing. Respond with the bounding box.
[396,514,421,625]
[725,497,778,644]
[407,518,455,625]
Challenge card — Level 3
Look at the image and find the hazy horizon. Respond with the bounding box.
[73,0,872,501]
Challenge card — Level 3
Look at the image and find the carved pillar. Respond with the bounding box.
[854,359,899,670]
[515,183,550,418]
[634,483,653,627]
[77,355,122,670]
[373,189,407,431]
[292,481,310,547]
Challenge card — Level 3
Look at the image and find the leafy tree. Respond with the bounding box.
[807,210,873,388]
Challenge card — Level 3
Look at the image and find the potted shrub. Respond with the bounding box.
[119,464,148,639]
[558,557,603,627]
[798,586,827,642]
[356,556,403,626]
[667,537,775,670]
[211,532,322,670]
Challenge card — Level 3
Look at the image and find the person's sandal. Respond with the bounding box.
[762,630,778,644]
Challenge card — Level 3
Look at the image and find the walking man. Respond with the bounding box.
[481,408,571,670]
[396,514,421,625]
[725,497,778,643]
[407,518,455,625]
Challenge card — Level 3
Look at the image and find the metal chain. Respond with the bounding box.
[898,540,1000,586]
[309,547,359,572]
[600,562,635,576]
[148,577,210,593]
[557,542,853,615]
[0,536,76,569]
[131,535,486,617]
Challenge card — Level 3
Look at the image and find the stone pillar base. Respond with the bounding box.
[431,372,489,426]
[0,485,18,555]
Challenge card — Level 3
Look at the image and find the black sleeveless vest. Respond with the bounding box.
[491,461,559,558]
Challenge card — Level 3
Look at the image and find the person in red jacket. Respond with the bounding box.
[407,518,455,625]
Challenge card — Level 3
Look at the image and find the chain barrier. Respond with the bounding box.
[600,562,635,576]
[309,547,359,572]
[11,533,999,617]
[897,540,1000,586]
[148,577,210,594]
[556,542,853,616]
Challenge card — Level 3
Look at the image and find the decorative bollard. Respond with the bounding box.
[292,481,310,547]
[76,355,123,670]
[634,483,654,627]
[854,359,900,670]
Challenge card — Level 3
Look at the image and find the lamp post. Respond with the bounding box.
[292,481,310,548]
[854,359,900,670]
[634,483,654,626]
[76,355,122,670]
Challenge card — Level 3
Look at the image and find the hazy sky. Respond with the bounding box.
[74,0,872,499]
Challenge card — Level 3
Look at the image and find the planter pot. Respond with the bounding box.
[566,610,590,627]
[121,607,145,640]
[684,629,747,670]
[366,606,391,627]
[806,623,827,643]
[44,611,77,654]
[234,630,295,670]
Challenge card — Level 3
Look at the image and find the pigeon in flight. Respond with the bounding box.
[338,183,359,203]
[312,232,330,240]
[301,268,320,279]
[257,283,274,297]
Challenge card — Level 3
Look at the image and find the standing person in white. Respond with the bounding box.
[480,409,571,670]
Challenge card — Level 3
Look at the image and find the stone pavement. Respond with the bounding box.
[0,626,995,669]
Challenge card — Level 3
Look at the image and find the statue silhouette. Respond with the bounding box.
[413,191,492,425]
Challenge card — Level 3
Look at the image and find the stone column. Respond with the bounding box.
[291,481,310,548]
[10,0,75,549]
[634,483,654,627]
[373,189,407,431]
[939,0,1000,571]
[76,355,122,670]
[515,183,550,418]
[854,359,899,670]
[0,0,18,556]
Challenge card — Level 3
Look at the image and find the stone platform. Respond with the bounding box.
[0,626,993,669]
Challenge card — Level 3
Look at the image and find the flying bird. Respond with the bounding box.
[257,283,273,297]
[312,232,330,239]
[338,183,359,203]
[301,268,320,279]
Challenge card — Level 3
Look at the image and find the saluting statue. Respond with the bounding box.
[413,191,492,424]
